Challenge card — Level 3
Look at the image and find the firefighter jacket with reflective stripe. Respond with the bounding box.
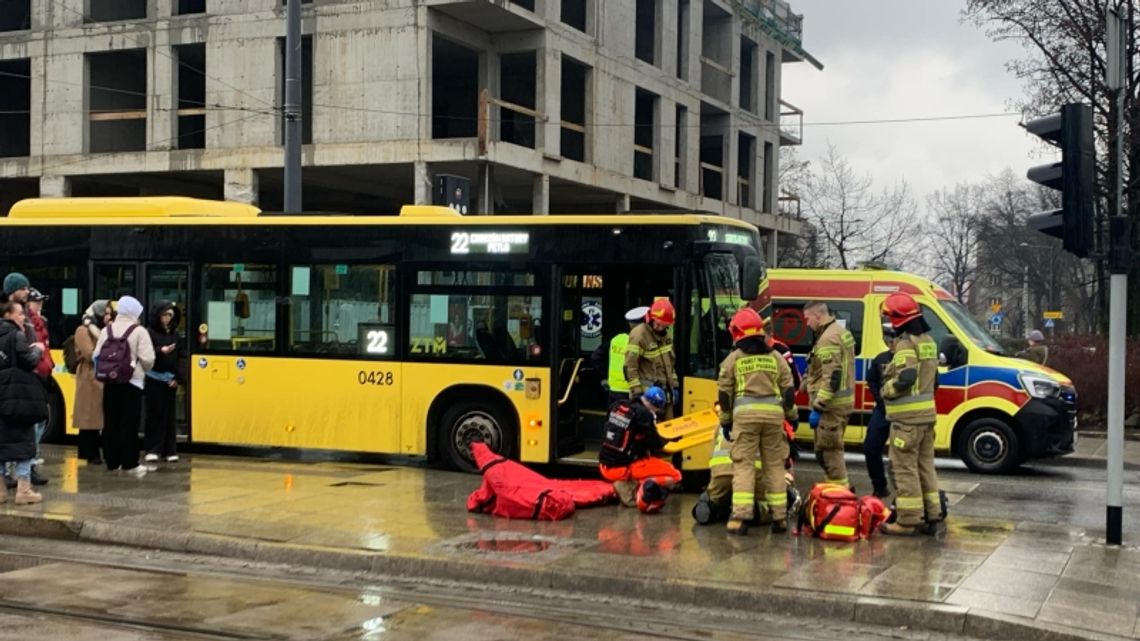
[882,332,938,423]
[717,348,796,425]
[805,318,856,411]
[624,323,677,395]
[607,333,631,393]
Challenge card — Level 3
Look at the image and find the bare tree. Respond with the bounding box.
[965,0,1139,332]
[775,147,823,267]
[801,145,917,270]
[924,184,983,304]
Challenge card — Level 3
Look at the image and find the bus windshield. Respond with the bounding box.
[942,300,1006,354]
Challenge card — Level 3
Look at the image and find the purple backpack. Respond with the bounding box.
[95,325,139,384]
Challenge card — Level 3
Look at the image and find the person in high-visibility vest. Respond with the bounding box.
[592,306,649,406]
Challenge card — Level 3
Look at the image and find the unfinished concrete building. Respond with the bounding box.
[0,0,818,251]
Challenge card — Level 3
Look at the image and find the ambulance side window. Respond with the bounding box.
[920,304,951,350]
[771,299,864,356]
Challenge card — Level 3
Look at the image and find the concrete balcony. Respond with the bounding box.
[423,0,544,32]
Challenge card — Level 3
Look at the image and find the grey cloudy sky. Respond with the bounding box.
[781,0,1044,201]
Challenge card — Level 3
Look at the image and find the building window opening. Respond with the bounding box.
[431,35,479,139]
[635,0,657,65]
[499,51,537,149]
[676,0,689,80]
[699,104,726,200]
[737,132,755,208]
[700,1,732,104]
[276,34,313,145]
[740,37,757,113]
[560,56,588,162]
[633,88,657,181]
[87,50,147,153]
[561,0,587,32]
[0,0,31,31]
[762,141,774,213]
[0,59,30,157]
[765,51,776,120]
[175,0,205,14]
[86,0,146,22]
[175,44,207,150]
[510,0,535,10]
[674,104,687,189]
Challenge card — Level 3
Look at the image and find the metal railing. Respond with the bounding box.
[779,99,803,145]
[733,0,803,47]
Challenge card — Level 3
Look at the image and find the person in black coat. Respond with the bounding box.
[0,301,45,505]
[143,301,183,464]
[863,324,896,498]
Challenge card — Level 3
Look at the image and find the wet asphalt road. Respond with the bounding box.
[0,536,979,641]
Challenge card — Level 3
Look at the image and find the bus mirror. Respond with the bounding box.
[741,256,763,300]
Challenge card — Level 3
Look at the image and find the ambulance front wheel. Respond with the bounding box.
[439,401,516,473]
[959,417,1020,474]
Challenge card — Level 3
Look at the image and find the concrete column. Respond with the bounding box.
[766,230,778,267]
[414,161,433,205]
[686,0,703,87]
[39,0,83,29]
[224,169,259,205]
[724,115,739,205]
[684,104,700,194]
[532,173,550,215]
[153,0,172,19]
[729,16,742,109]
[478,163,495,215]
[658,97,676,188]
[39,175,71,198]
[661,0,678,78]
[149,45,177,151]
[616,193,631,213]
[538,46,561,157]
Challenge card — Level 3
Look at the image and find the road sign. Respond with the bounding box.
[1044,310,1064,320]
[990,311,1005,324]
[1044,318,1056,329]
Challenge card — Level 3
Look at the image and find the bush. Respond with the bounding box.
[1045,334,1140,425]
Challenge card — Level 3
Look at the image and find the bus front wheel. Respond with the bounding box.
[439,402,515,473]
[960,417,1020,474]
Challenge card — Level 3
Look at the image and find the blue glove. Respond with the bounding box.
[721,424,733,442]
[808,410,821,430]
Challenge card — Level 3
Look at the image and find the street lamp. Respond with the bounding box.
[1019,242,1059,336]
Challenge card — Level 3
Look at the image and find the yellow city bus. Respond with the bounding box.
[1,197,764,473]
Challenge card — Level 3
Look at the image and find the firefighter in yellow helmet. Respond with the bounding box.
[878,292,944,536]
[717,308,798,535]
[801,300,856,488]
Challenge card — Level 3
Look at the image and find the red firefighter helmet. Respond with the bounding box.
[881,292,922,329]
[647,299,675,326]
[729,307,765,343]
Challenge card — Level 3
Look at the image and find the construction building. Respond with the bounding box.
[0,0,818,252]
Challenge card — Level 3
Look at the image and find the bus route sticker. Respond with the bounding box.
[198,357,208,369]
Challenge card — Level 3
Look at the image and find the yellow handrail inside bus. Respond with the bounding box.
[7,197,262,218]
[557,358,584,406]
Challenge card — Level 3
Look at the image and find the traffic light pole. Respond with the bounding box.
[283,0,302,213]
[1104,8,1126,546]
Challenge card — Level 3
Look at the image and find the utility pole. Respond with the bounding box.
[283,0,302,213]
[1104,7,1130,546]
[1022,263,1030,337]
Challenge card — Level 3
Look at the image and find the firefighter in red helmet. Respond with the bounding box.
[717,308,798,535]
[625,298,680,418]
[878,292,944,536]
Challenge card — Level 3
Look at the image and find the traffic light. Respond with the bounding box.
[435,174,470,214]
[1025,103,1094,258]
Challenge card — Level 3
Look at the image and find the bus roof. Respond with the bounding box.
[768,267,956,301]
[3,197,759,231]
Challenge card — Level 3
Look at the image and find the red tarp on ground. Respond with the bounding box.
[466,442,616,521]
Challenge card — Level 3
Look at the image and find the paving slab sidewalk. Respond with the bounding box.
[1,445,1137,641]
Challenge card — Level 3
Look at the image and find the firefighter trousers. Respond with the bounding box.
[730,415,788,522]
[887,420,941,526]
[814,408,851,486]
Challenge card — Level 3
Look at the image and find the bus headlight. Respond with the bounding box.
[1019,373,1061,399]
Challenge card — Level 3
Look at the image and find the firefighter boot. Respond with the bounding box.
[919,519,946,537]
[614,481,638,508]
[770,518,788,534]
[726,518,749,536]
[14,479,42,505]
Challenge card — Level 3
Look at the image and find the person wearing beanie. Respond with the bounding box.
[1017,329,1049,366]
[1,273,30,303]
[93,296,155,476]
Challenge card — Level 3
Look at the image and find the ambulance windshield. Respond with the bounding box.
[942,301,1006,354]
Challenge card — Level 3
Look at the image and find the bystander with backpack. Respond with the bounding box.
[144,301,183,464]
[71,300,113,465]
[94,296,155,476]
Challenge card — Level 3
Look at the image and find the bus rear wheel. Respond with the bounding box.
[438,402,515,473]
[960,417,1020,474]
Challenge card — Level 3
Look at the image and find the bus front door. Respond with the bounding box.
[553,270,610,460]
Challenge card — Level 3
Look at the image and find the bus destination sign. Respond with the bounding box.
[450,231,529,255]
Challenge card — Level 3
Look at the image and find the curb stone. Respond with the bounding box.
[0,512,1127,641]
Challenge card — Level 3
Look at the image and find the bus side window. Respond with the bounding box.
[200,264,277,353]
[288,264,396,359]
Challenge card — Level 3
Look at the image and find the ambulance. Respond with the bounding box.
[766,267,1077,474]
